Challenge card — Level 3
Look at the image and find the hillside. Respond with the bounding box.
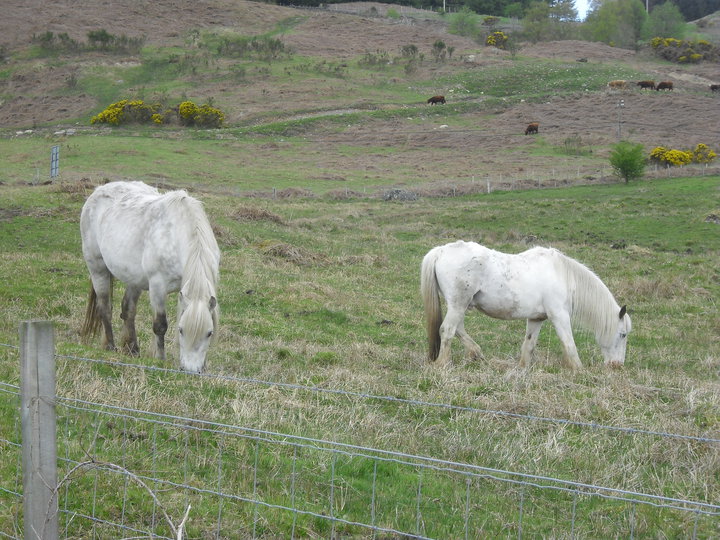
[1,0,720,186]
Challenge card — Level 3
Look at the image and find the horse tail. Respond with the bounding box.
[420,249,442,362]
[81,281,110,340]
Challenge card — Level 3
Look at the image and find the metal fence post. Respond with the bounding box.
[20,320,58,540]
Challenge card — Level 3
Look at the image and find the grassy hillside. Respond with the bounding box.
[1,2,719,537]
[1,175,719,536]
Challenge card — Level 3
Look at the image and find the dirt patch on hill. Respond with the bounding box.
[1,0,719,186]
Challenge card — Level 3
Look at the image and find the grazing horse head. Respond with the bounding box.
[178,290,218,373]
[596,305,632,368]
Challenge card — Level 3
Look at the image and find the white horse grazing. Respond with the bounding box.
[80,181,220,373]
[420,241,631,370]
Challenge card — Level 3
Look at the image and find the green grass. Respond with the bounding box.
[1,174,719,536]
[444,59,652,97]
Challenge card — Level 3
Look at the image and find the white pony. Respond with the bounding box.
[80,181,220,373]
[421,241,631,370]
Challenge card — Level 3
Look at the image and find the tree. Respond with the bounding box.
[522,0,579,42]
[583,0,647,48]
[610,141,646,183]
[642,1,686,40]
[522,1,552,42]
[448,7,481,39]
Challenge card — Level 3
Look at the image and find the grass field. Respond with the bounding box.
[1,7,719,534]
[1,171,718,537]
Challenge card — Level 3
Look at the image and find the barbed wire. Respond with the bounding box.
[50,351,720,445]
[56,395,720,515]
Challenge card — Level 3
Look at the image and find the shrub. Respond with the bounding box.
[650,36,719,63]
[486,31,508,49]
[358,50,390,68]
[610,141,645,183]
[91,99,224,128]
[693,143,717,164]
[432,40,447,62]
[649,145,713,167]
[91,99,159,126]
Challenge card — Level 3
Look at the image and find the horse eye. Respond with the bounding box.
[207,330,213,338]
[620,333,627,339]
[179,328,184,336]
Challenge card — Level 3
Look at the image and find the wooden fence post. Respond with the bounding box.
[20,320,58,540]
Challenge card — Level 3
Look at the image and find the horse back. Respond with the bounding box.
[81,182,199,290]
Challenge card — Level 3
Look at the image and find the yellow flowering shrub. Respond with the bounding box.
[693,143,717,164]
[91,99,128,125]
[178,101,199,123]
[650,36,719,63]
[91,99,225,128]
[649,146,668,163]
[91,99,160,125]
[485,31,508,50]
[177,100,224,128]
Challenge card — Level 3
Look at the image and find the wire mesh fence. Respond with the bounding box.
[1,337,719,539]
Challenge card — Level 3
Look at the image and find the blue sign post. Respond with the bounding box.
[50,145,60,179]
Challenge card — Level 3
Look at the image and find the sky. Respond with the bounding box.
[575,0,590,20]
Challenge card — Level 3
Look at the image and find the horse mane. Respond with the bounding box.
[555,250,620,346]
[165,191,220,341]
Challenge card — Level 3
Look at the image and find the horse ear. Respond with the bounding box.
[619,305,627,319]
[209,296,217,310]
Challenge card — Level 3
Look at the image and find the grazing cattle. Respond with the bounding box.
[525,122,539,135]
[427,95,446,105]
[710,84,720,93]
[636,80,655,90]
[656,81,673,91]
[607,80,628,90]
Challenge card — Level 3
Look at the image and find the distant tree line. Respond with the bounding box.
[270,0,718,20]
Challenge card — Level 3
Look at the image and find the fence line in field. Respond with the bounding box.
[48,350,720,446]
[1,329,719,539]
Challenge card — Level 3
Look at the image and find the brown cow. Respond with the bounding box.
[427,95,446,105]
[636,80,655,90]
[607,80,628,90]
[525,122,539,135]
[656,81,673,91]
[710,84,720,93]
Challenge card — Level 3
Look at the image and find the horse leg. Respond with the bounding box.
[119,286,142,356]
[456,321,482,360]
[549,314,582,370]
[92,273,116,351]
[519,319,544,368]
[148,283,168,361]
[436,307,464,367]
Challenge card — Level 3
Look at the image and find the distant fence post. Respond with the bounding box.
[20,320,58,540]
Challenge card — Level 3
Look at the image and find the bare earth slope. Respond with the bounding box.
[1,0,719,179]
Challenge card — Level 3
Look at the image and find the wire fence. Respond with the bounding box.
[1,336,719,539]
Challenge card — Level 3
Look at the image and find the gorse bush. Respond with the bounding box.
[486,31,509,49]
[91,99,225,128]
[650,37,719,63]
[90,100,161,126]
[178,101,225,128]
[649,144,716,167]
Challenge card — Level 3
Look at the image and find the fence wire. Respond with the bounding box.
[1,343,719,538]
